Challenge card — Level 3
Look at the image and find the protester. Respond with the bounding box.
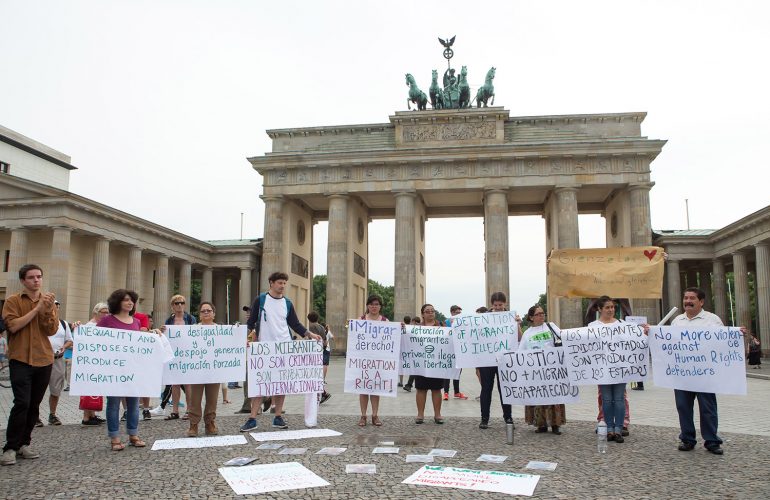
[477,292,517,429]
[307,311,331,405]
[443,305,467,401]
[402,316,420,393]
[240,272,322,432]
[748,333,761,369]
[45,301,73,426]
[520,305,566,435]
[413,303,445,425]
[98,289,146,451]
[1,264,59,466]
[186,302,221,437]
[398,315,411,388]
[80,302,109,426]
[357,295,387,426]
[671,287,747,455]
[133,310,153,419]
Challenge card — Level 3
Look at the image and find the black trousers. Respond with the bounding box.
[478,366,511,422]
[159,384,187,409]
[3,360,52,452]
[443,377,460,393]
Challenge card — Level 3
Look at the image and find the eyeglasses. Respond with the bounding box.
[200,309,213,314]
[533,312,545,316]
[173,301,185,305]
[423,310,435,314]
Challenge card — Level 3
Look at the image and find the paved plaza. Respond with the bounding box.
[1,363,768,498]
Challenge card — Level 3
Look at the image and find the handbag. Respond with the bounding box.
[79,396,103,411]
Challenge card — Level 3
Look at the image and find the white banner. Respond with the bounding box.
[561,323,649,385]
[344,319,400,397]
[247,340,324,396]
[648,326,746,395]
[219,462,329,495]
[451,311,520,368]
[163,325,247,384]
[71,325,173,397]
[400,325,461,379]
[498,347,579,405]
[402,465,540,497]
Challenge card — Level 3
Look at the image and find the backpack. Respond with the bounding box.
[256,292,295,338]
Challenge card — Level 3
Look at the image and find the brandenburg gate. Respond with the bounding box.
[249,107,666,349]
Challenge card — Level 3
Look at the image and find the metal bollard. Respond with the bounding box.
[506,422,514,445]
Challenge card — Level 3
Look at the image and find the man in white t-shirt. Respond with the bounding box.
[46,301,73,426]
[670,287,747,455]
[240,272,322,432]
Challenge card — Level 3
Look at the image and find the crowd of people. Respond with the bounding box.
[0,263,754,465]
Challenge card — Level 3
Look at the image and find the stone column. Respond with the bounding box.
[483,189,510,303]
[239,267,253,323]
[260,195,284,290]
[201,267,213,303]
[554,186,582,328]
[628,182,658,322]
[732,252,751,334]
[213,273,227,320]
[686,268,699,289]
[394,191,417,324]
[126,246,142,292]
[712,259,728,323]
[153,254,170,326]
[5,228,29,296]
[90,237,111,307]
[666,260,682,314]
[179,261,192,302]
[755,243,770,355]
[326,194,349,351]
[700,267,713,311]
[49,227,71,315]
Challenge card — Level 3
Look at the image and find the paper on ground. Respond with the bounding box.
[428,449,457,458]
[219,461,329,495]
[372,447,399,454]
[402,465,540,497]
[526,461,557,471]
[278,447,307,455]
[249,428,341,441]
[346,464,376,474]
[256,443,285,450]
[406,455,434,463]
[152,434,247,450]
[477,454,507,463]
[223,457,257,466]
[316,447,347,455]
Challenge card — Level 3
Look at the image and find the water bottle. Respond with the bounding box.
[506,422,514,445]
[597,422,607,454]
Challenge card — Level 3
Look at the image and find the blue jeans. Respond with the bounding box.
[599,383,626,434]
[106,396,139,438]
[674,389,721,449]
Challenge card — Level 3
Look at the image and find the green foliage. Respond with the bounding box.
[366,279,395,320]
[311,275,396,322]
[312,275,327,323]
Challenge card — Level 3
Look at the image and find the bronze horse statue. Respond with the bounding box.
[406,73,428,111]
[475,67,496,108]
[458,66,471,108]
[429,69,444,109]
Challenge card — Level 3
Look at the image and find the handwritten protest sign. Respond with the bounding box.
[218,461,329,495]
[648,326,746,395]
[345,319,400,397]
[451,311,519,368]
[151,435,247,451]
[71,325,173,397]
[163,325,246,384]
[561,323,649,385]
[247,340,324,397]
[548,246,664,299]
[400,325,460,379]
[498,347,579,405]
[402,465,540,497]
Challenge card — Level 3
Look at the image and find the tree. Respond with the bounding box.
[311,275,327,323]
[311,275,395,322]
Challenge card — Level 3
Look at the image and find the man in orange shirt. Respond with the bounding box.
[0,264,59,466]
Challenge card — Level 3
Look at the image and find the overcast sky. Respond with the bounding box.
[2,0,768,317]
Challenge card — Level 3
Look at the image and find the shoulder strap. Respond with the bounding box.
[545,322,562,346]
[284,297,294,319]
[258,293,267,322]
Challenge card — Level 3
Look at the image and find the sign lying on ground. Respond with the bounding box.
[498,347,579,405]
[163,324,247,384]
[561,323,649,385]
[451,311,520,368]
[247,340,324,397]
[345,319,401,397]
[400,325,460,379]
[218,461,329,495]
[71,325,173,397]
[548,246,664,299]
[648,326,746,395]
[151,435,247,451]
[402,465,540,497]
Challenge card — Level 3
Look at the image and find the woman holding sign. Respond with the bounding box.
[520,305,566,435]
[97,289,146,451]
[588,296,626,443]
[358,295,388,427]
[413,304,445,425]
[186,302,221,437]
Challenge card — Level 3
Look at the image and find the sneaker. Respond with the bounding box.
[479,420,489,429]
[454,392,468,400]
[48,414,62,426]
[35,418,44,428]
[442,393,449,401]
[149,405,166,417]
[0,449,16,466]
[403,385,412,393]
[504,417,515,427]
[63,386,70,391]
[240,418,258,432]
[17,445,40,459]
[320,392,332,405]
[81,418,100,427]
[142,409,151,420]
[93,415,106,423]
[272,416,288,429]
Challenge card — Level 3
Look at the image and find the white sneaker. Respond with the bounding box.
[149,406,166,417]
[17,445,40,459]
[0,449,16,466]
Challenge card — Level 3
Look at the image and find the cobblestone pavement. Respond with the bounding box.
[1,362,769,498]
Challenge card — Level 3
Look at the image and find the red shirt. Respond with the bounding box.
[134,312,150,330]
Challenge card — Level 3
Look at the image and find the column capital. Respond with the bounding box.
[393,190,417,198]
[553,184,581,194]
[755,242,769,249]
[239,266,254,271]
[260,194,284,202]
[627,182,655,192]
[7,225,28,232]
[50,226,73,232]
[327,193,350,200]
[731,250,748,257]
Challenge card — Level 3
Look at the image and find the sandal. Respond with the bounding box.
[181,412,189,420]
[165,412,180,420]
[129,436,146,448]
[110,440,125,451]
[434,417,445,424]
[372,416,382,427]
[414,417,424,424]
[358,416,367,427]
